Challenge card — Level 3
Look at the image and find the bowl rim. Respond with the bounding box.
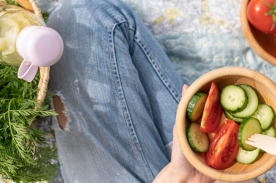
[240,0,276,66]
[176,66,276,182]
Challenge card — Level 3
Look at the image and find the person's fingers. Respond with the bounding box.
[172,84,189,162]
[177,84,189,110]
[182,84,189,96]
[172,125,182,158]
[171,125,193,174]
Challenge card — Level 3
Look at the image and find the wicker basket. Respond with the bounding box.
[1,0,50,106]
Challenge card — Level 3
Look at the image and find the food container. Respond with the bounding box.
[240,0,276,66]
[0,0,49,106]
[176,66,276,182]
[0,5,46,66]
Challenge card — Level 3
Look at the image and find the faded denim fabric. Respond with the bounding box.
[47,0,183,182]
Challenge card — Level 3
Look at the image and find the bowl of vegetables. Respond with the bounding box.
[176,66,276,182]
[240,0,276,66]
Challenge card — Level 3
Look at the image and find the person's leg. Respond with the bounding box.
[47,0,183,182]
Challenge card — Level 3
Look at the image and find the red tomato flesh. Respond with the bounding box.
[196,116,202,124]
[205,120,240,170]
[200,81,223,133]
[247,0,276,34]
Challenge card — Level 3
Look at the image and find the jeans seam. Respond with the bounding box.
[109,22,154,182]
[134,33,181,103]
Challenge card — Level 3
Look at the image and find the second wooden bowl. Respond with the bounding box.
[176,66,276,182]
[240,0,276,66]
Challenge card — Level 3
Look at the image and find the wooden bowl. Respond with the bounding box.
[176,66,276,182]
[240,0,276,66]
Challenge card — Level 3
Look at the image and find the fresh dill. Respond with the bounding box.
[0,63,58,183]
[2,1,59,182]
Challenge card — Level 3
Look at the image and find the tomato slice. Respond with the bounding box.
[196,116,202,124]
[205,120,240,170]
[200,81,223,133]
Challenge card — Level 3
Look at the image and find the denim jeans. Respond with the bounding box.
[47,0,183,182]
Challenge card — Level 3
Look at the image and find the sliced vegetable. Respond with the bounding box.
[196,116,202,124]
[186,122,209,153]
[236,147,260,164]
[205,120,240,170]
[263,126,276,136]
[224,110,243,123]
[252,104,275,131]
[260,126,276,152]
[200,81,223,133]
[220,85,248,113]
[238,118,262,151]
[187,91,208,122]
[232,84,258,118]
[185,82,276,169]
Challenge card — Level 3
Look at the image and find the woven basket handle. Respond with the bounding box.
[15,0,49,106]
[15,0,43,18]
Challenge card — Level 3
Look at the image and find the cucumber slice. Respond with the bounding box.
[263,126,276,137]
[236,147,260,164]
[220,85,248,113]
[238,118,262,151]
[224,110,243,123]
[232,85,258,118]
[187,92,208,122]
[186,122,209,153]
[252,104,275,131]
[260,126,276,152]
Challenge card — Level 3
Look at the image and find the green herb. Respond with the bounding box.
[5,0,22,8]
[2,1,59,181]
[0,63,58,182]
[42,12,49,23]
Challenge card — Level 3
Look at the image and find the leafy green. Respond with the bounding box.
[42,12,49,23]
[5,0,22,8]
[2,1,59,182]
[0,62,58,182]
